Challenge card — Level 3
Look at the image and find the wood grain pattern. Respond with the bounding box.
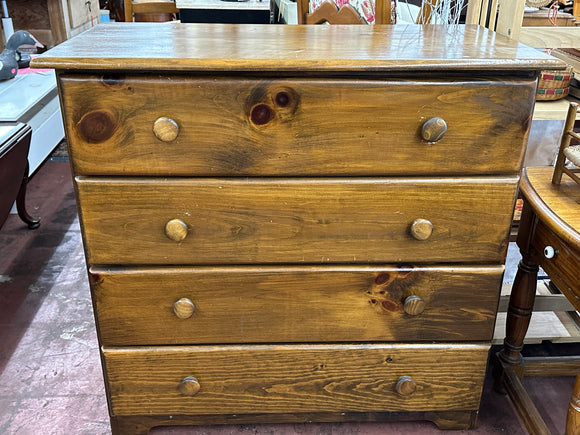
[103,344,489,416]
[530,221,580,305]
[31,23,562,72]
[522,356,580,377]
[76,177,518,265]
[90,265,504,345]
[567,374,580,435]
[501,367,551,435]
[59,76,536,176]
[496,166,580,435]
[518,167,580,317]
[67,0,100,28]
[109,410,478,433]
[519,27,580,49]
[523,167,580,249]
[42,23,538,431]
[152,116,179,142]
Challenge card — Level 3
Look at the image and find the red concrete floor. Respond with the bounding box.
[0,155,575,434]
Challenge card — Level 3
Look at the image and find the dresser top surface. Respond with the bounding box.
[32,23,562,74]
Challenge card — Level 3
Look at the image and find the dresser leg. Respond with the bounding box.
[110,416,153,435]
[494,249,539,398]
[109,411,479,433]
[428,410,478,430]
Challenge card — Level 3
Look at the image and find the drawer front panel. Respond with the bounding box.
[103,344,489,416]
[92,265,503,346]
[60,76,535,176]
[532,220,580,300]
[76,177,518,265]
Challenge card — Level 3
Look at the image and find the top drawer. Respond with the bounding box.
[59,75,536,176]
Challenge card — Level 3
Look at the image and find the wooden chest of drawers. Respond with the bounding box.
[33,23,562,434]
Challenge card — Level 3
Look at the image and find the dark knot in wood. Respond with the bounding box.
[250,104,274,126]
[78,110,116,143]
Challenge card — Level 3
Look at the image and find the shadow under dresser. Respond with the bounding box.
[32,22,564,434]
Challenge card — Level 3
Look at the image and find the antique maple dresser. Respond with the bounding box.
[33,23,562,434]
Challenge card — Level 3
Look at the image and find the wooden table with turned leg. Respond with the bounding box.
[496,166,580,435]
[0,123,40,230]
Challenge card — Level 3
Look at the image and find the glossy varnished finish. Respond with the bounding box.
[496,166,580,434]
[568,376,580,434]
[523,167,580,255]
[90,266,504,345]
[499,168,580,367]
[518,167,580,306]
[39,23,556,434]
[76,177,518,265]
[108,411,479,434]
[103,344,489,416]
[32,23,561,73]
[59,76,536,176]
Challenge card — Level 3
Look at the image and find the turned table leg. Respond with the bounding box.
[567,374,580,435]
[497,250,539,368]
[493,250,553,434]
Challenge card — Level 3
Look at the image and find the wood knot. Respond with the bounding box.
[274,91,291,107]
[250,104,274,126]
[78,110,116,143]
[101,75,126,87]
[374,273,392,285]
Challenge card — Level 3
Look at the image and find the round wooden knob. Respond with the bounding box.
[153,116,179,142]
[178,376,200,396]
[173,298,195,319]
[395,375,417,396]
[421,117,447,142]
[403,295,426,315]
[410,218,433,241]
[165,219,188,242]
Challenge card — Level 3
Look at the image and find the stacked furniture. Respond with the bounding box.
[33,23,562,434]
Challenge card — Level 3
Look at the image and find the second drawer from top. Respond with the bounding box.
[76,176,518,265]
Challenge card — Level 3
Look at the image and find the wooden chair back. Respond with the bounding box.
[297,0,391,24]
[465,0,525,39]
[296,0,464,26]
[124,0,179,22]
[552,102,580,189]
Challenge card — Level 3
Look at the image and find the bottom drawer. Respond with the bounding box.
[103,344,489,416]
